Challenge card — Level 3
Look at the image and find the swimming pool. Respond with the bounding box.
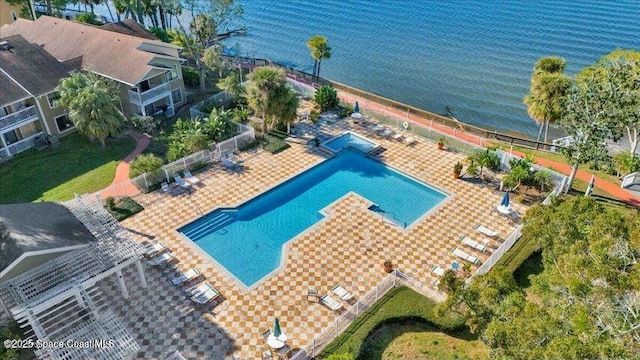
[321,132,379,153]
[179,149,447,287]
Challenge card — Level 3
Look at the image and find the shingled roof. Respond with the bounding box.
[100,19,158,40]
[1,16,181,86]
[0,35,74,105]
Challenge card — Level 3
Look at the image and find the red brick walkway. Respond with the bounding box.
[338,91,640,208]
[100,130,150,199]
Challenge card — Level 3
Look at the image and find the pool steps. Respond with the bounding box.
[183,212,236,240]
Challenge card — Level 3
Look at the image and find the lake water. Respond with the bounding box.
[228,0,640,138]
[95,1,640,138]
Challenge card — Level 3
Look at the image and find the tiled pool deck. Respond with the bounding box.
[98,118,527,359]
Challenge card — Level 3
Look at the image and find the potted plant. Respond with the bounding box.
[462,262,472,277]
[383,260,393,273]
[437,137,448,150]
[453,162,463,179]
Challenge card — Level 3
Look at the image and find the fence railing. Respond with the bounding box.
[189,91,233,120]
[289,269,441,360]
[97,123,255,199]
[222,55,559,153]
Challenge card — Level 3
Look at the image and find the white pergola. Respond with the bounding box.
[0,194,148,359]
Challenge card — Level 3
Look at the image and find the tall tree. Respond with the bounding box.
[245,66,298,134]
[55,73,124,147]
[524,57,571,142]
[5,0,36,19]
[580,50,640,155]
[307,35,331,77]
[559,75,615,192]
[217,71,245,100]
[172,0,244,92]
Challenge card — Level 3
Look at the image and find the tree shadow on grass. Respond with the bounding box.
[357,318,481,360]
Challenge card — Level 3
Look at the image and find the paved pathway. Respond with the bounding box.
[338,91,640,208]
[100,130,150,199]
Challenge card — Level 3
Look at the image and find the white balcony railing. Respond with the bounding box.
[128,83,171,105]
[5,131,44,156]
[0,106,39,131]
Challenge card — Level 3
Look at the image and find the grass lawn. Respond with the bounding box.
[0,133,135,203]
[320,286,474,359]
[363,322,489,360]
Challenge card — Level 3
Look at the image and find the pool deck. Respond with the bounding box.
[100,117,527,359]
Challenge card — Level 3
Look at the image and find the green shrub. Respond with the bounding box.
[263,135,290,154]
[148,26,172,43]
[108,197,144,221]
[239,139,259,151]
[75,13,102,25]
[232,107,250,123]
[105,196,116,210]
[314,85,339,111]
[338,104,354,118]
[309,109,321,123]
[129,115,161,134]
[182,66,200,87]
[129,153,165,178]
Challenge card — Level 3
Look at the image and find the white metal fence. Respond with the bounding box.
[289,269,441,360]
[97,123,255,199]
[189,91,233,119]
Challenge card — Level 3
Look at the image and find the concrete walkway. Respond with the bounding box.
[100,130,150,199]
[338,91,640,208]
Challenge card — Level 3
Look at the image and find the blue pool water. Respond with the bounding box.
[179,149,446,287]
[322,132,378,153]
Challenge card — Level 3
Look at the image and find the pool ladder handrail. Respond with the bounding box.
[196,206,204,216]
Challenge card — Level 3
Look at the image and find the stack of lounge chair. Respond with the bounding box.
[431,265,445,286]
[174,174,191,189]
[450,248,479,265]
[147,251,175,266]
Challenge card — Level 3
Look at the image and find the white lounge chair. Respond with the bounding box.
[403,136,417,146]
[174,175,190,189]
[169,268,200,286]
[392,133,403,141]
[378,129,393,138]
[332,285,354,302]
[451,248,479,265]
[147,251,174,266]
[161,182,171,194]
[371,124,384,132]
[476,224,498,238]
[460,236,487,253]
[320,294,343,311]
[185,282,214,297]
[190,283,220,304]
[431,265,445,277]
[183,170,201,185]
[143,241,165,257]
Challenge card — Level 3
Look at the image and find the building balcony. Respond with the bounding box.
[3,131,44,157]
[128,83,171,106]
[0,106,39,131]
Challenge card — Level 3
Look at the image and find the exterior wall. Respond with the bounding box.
[35,94,75,138]
[0,0,23,27]
[117,82,138,118]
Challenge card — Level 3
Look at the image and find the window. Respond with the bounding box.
[10,11,17,22]
[168,64,178,81]
[3,130,18,145]
[171,88,183,104]
[47,92,61,108]
[55,114,74,132]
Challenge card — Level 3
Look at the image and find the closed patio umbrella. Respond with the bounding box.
[500,191,510,207]
[354,101,360,113]
[267,318,287,349]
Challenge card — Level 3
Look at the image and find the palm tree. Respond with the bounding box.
[245,66,288,134]
[307,35,331,77]
[523,57,570,143]
[55,73,124,147]
[217,71,245,100]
